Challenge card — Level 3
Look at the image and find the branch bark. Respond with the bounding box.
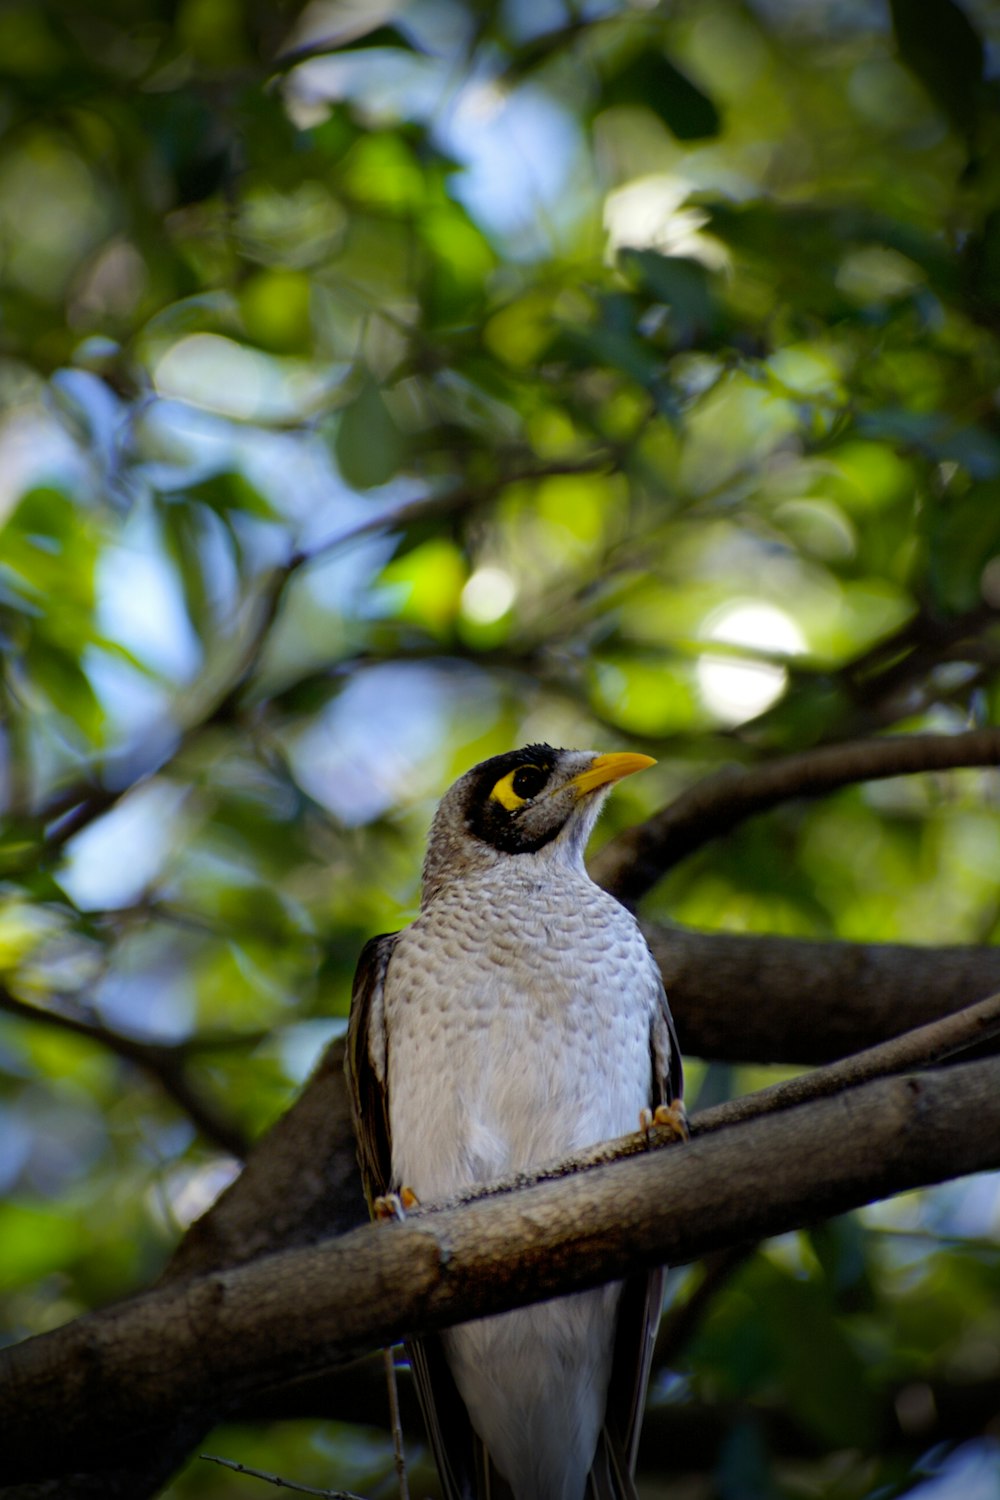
[592,728,1000,904]
[647,925,1000,1063]
[3,1055,1000,1485]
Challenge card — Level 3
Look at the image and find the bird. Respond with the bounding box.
[346,743,684,1500]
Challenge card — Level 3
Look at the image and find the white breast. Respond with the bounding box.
[384,862,658,1202]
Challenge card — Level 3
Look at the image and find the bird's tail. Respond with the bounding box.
[585,1427,639,1500]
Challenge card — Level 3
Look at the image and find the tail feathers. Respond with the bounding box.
[407,1334,642,1500]
[473,1423,636,1500]
[586,1427,640,1500]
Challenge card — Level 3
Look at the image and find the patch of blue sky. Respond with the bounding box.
[285,661,455,825]
[97,504,202,683]
[58,779,190,913]
[438,79,591,258]
[94,958,195,1045]
[273,1017,347,1086]
[904,1442,1000,1500]
[287,20,588,257]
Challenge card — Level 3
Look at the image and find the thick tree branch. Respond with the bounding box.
[3,1055,1000,1484]
[163,1037,364,1282]
[646,925,1000,1063]
[592,728,1000,904]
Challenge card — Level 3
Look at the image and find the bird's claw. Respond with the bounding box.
[374,1187,420,1220]
[640,1098,689,1145]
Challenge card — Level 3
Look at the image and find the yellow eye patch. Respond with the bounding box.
[490,768,530,810]
[489,764,548,810]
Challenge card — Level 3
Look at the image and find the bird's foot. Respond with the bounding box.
[373,1187,420,1220]
[640,1099,689,1145]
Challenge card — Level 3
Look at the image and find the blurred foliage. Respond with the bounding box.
[1,0,1000,1496]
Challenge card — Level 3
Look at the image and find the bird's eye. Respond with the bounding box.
[490,764,549,811]
[512,765,548,798]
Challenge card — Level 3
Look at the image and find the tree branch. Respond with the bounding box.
[645,924,1000,1063]
[3,1055,1000,1484]
[592,728,1000,905]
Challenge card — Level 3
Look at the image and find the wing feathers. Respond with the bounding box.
[345,932,397,1208]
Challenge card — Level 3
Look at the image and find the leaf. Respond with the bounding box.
[620,250,717,341]
[334,375,405,489]
[0,1201,82,1289]
[24,638,104,744]
[160,500,213,641]
[966,207,1000,311]
[890,0,983,142]
[322,24,420,56]
[185,470,277,521]
[602,51,720,141]
[856,410,1000,480]
[926,480,1000,613]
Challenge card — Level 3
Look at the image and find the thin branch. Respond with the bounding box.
[0,986,249,1160]
[592,727,1000,905]
[383,1349,410,1500]
[199,1454,365,1499]
[5,1055,1000,1484]
[840,602,999,707]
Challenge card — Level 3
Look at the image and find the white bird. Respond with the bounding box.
[347,744,684,1500]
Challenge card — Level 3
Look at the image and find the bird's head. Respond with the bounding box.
[421,743,655,901]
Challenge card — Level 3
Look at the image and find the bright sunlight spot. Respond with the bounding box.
[697,601,806,724]
[604,174,729,269]
[460,566,517,624]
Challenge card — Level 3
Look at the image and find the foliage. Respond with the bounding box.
[1,0,1000,1496]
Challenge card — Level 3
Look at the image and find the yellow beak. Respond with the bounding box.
[568,751,656,798]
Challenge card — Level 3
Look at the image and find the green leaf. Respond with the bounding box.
[160,501,214,641]
[602,51,720,141]
[856,410,1000,480]
[620,250,717,341]
[185,470,277,521]
[926,480,1000,612]
[0,1201,82,1289]
[24,638,104,743]
[334,375,405,489]
[321,23,420,56]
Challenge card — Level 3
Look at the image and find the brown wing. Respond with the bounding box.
[344,932,490,1500]
[601,974,683,1491]
[345,932,397,1209]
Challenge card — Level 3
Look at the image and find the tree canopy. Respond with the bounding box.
[2,1,1000,1497]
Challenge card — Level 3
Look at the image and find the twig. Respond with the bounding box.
[592,728,1000,905]
[0,985,249,1159]
[382,1347,410,1500]
[199,1453,365,1498]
